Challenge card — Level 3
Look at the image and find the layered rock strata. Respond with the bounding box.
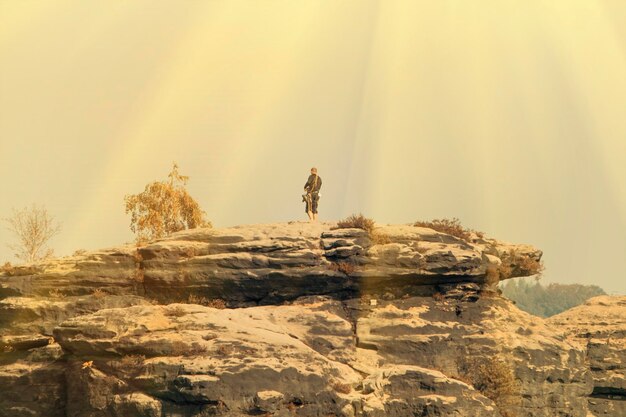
[548,296,626,416]
[0,222,597,417]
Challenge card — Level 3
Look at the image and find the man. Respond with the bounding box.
[303,167,322,222]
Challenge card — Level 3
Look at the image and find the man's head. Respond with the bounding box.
[311,167,317,174]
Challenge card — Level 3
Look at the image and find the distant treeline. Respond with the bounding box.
[500,279,606,318]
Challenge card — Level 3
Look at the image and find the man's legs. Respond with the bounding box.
[311,194,319,222]
[305,194,314,221]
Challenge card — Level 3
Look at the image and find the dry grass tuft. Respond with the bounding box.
[370,231,392,245]
[206,298,227,309]
[48,288,65,298]
[185,294,227,309]
[333,214,392,245]
[414,218,484,242]
[165,306,187,317]
[0,262,14,276]
[331,381,352,394]
[334,213,376,234]
[432,292,445,302]
[92,288,107,298]
[328,262,356,275]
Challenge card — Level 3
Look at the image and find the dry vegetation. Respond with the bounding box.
[3,205,61,263]
[117,354,145,374]
[132,249,144,283]
[459,355,521,417]
[48,288,65,298]
[124,163,211,241]
[186,294,227,309]
[1,262,14,276]
[328,262,356,275]
[334,213,376,233]
[92,288,107,298]
[370,230,391,245]
[485,249,544,288]
[331,381,352,394]
[333,213,391,245]
[413,218,484,242]
[165,306,187,317]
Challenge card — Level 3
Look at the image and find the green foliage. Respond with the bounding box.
[124,163,211,241]
[500,278,606,317]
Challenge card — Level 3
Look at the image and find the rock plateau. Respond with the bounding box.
[0,222,619,417]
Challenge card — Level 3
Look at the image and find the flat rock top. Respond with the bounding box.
[548,295,626,339]
[548,296,626,333]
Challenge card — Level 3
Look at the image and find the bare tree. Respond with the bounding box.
[4,205,61,263]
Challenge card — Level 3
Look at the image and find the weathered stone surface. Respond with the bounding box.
[1,222,542,306]
[53,302,361,417]
[0,343,65,417]
[548,295,626,416]
[361,366,500,416]
[0,221,600,417]
[351,296,592,417]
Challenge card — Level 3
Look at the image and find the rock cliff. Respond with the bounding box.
[0,221,612,417]
[548,295,626,416]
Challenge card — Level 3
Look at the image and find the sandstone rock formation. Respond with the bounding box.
[548,295,626,416]
[0,222,602,417]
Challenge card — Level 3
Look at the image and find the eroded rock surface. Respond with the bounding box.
[0,222,542,306]
[548,295,626,416]
[0,222,600,417]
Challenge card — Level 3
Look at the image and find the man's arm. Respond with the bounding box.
[304,175,313,190]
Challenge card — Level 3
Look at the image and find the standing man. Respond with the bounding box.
[303,167,322,222]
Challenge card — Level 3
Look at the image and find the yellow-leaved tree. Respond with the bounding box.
[124,163,211,241]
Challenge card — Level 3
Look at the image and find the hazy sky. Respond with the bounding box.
[1,1,625,294]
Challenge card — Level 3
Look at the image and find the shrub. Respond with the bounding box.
[501,250,544,278]
[413,218,483,242]
[333,214,391,245]
[370,231,391,245]
[331,381,352,394]
[1,262,14,276]
[187,294,227,309]
[459,355,521,417]
[205,298,227,309]
[92,289,107,298]
[73,249,87,256]
[124,163,211,241]
[328,262,356,275]
[165,306,187,317]
[48,288,65,298]
[187,294,207,305]
[334,214,375,234]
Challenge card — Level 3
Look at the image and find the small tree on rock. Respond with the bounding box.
[124,163,210,241]
[4,205,61,263]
